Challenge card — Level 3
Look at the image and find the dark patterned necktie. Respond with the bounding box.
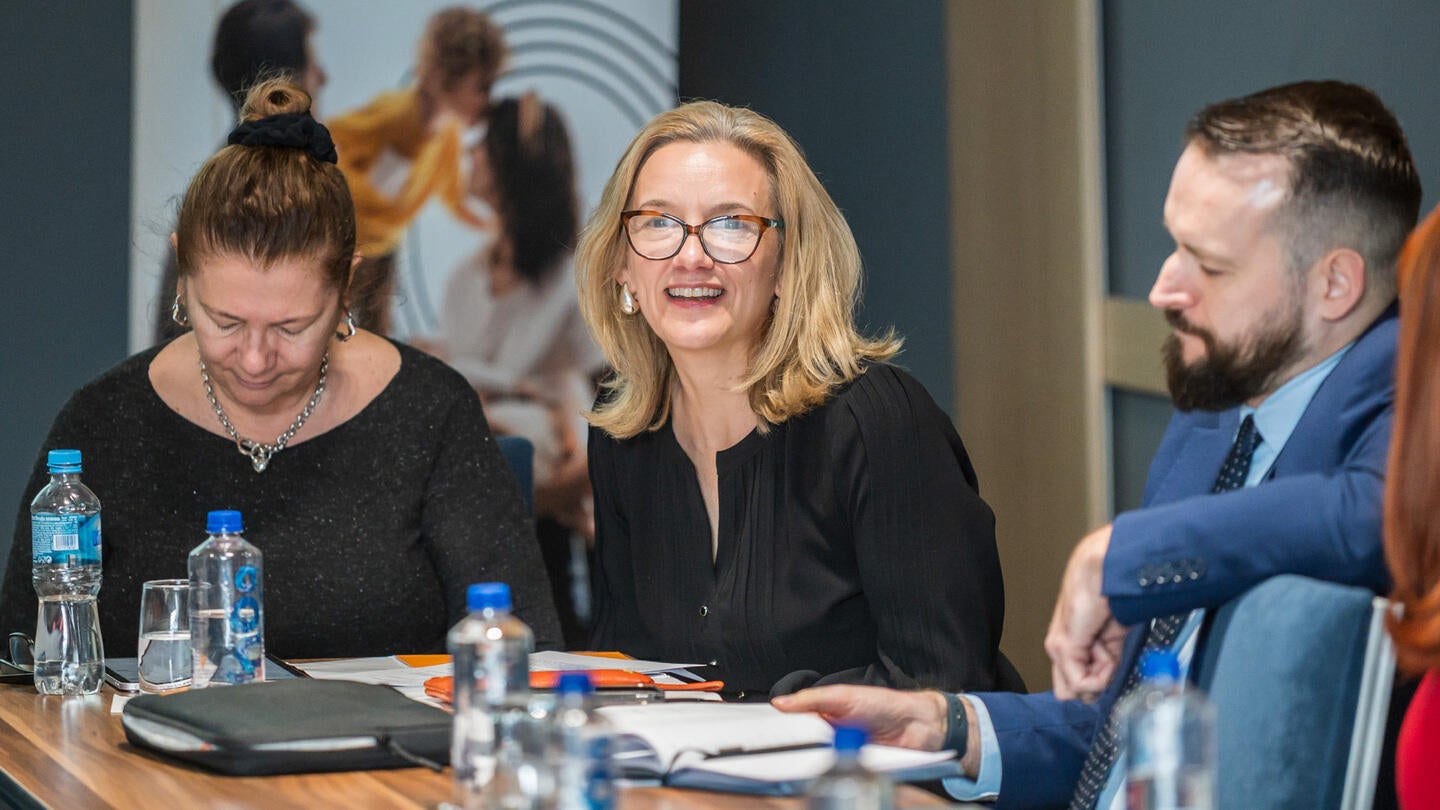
[1068,415,1260,810]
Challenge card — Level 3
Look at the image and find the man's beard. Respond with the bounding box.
[1162,300,1307,412]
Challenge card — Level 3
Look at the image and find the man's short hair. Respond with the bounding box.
[1186,80,1422,301]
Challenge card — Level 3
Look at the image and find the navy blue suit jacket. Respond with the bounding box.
[973,305,1396,809]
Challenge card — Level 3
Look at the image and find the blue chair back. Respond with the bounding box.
[495,435,534,516]
[1194,574,1393,810]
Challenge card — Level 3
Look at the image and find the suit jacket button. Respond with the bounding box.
[699,605,709,617]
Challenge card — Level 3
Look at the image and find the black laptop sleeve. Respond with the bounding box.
[120,679,451,776]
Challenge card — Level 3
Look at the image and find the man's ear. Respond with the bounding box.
[1314,247,1366,322]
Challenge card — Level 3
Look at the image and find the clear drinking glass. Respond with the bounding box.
[137,579,191,692]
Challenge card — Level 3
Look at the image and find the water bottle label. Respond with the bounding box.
[587,735,614,808]
[235,565,258,594]
[31,514,101,565]
[225,570,262,681]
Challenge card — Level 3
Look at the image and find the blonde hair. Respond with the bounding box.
[575,101,900,439]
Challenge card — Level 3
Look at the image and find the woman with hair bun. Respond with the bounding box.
[0,79,561,658]
[153,0,328,346]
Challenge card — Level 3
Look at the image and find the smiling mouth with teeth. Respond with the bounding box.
[667,287,723,299]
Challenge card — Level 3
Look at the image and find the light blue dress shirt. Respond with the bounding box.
[945,341,1353,805]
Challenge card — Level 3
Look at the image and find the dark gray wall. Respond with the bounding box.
[1105,0,1440,299]
[1104,0,1440,512]
[678,1,954,411]
[0,4,133,587]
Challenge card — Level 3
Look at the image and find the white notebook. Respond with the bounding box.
[596,702,959,795]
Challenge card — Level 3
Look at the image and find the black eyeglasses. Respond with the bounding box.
[621,210,784,264]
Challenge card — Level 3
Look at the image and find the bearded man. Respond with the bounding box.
[774,80,1422,809]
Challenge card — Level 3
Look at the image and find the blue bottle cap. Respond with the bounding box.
[832,725,867,752]
[206,510,244,534]
[467,582,512,612]
[46,449,82,473]
[1139,650,1181,682]
[557,671,595,695]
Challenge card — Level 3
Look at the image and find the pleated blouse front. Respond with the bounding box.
[588,364,1007,696]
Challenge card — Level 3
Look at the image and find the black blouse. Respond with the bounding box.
[589,364,1006,695]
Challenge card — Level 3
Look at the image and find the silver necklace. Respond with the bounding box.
[200,353,328,473]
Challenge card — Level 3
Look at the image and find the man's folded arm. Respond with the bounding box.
[1104,409,1391,625]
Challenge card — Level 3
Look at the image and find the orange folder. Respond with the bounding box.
[422,669,724,704]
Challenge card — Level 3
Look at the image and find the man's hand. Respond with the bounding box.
[772,685,947,750]
[773,686,981,778]
[1045,524,1127,702]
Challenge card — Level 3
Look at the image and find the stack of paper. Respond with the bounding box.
[294,652,710,701]
[597,702,959,795]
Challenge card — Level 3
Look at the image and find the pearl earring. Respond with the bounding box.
[620,285,638,315]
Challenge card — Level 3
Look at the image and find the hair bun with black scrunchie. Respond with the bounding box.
[227,113,338,164]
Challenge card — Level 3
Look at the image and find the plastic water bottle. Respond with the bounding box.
[547,672,614,810]
[806,726,895,810]
[1122,650,1216,810]
[30,449,104,696]
[188,510,265,688]
[449,582,534,810]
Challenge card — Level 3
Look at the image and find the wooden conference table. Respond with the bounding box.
[0,684,966,809]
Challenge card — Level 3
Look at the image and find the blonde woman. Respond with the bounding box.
[576,101,1012,697]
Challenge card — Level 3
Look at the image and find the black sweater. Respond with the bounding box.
[2,341,561,657]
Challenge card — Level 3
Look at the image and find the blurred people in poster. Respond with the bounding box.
[422,94,603,529]
[327,6,506,335]
[154,0,326,345]
[416,95,605,645]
